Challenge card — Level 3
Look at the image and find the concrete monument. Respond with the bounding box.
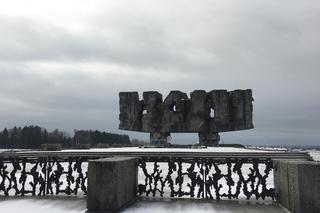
[119,90,253,146]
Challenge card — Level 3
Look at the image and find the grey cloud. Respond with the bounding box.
[0,0,320,145]
[0,15,183,71]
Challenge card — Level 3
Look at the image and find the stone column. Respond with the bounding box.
[87,157,138,213]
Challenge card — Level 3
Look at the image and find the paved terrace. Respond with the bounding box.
[0,197,289,213]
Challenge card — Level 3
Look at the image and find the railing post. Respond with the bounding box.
[203,158,206,199]
[273,160,320,213]
[87,157,138,213]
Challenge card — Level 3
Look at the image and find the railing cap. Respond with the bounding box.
[89,157,138,162]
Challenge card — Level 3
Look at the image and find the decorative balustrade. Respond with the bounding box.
[0,157,88,196]
[0,155,274,200]
[138,158,274,200]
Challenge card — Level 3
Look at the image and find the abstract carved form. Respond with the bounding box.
[0,157,87,196]
[138,158,274,200]
[119,90,254,146]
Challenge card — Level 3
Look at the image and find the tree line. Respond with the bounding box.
[0,126,130,149]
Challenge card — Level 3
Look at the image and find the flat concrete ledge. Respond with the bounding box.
[87,157,138,213]
[274,160,320,213]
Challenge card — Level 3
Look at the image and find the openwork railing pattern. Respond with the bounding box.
[138,158,274,200]
[0,157,88,196]
[0,156,274,200]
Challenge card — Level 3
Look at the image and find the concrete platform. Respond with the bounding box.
[125,200,289,213]
[0,197,289,213]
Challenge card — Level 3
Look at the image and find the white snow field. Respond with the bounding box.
[60,147,269,153]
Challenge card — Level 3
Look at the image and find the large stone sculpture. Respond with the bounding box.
[119,90,253,146]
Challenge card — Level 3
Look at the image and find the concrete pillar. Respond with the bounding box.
[150,132,170,145]
[198,132,220,146]
[87,157,138,213]
[273,160,320,213]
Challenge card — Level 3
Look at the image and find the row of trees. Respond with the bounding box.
[73,130,130,146]
[0,126,130,149]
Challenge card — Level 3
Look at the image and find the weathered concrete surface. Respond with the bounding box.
[141,91,163,133]
[119,89,253,146]
[273,160,290,208]
[119,92,143,131]
[207,90,230,132]
[150,132,170,144]
[273,160,320,213]
[162,90,188,132]
[198,132,220,146]
[87,157,138,213]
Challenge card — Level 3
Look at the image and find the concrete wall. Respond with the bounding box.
[274,160,320,213]
[87,157,138,213]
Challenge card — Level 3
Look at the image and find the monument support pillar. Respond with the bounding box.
[198,132,220,146]
[150,132,170,144]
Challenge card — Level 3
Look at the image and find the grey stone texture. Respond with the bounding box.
[198,132,220,146]
[150,132,170,144]
[273,160,320,213]
[119,92,143,131]
[162,90,188,132]
[119,89,253,146]
[142,91,163,132]
[87,157,138,213]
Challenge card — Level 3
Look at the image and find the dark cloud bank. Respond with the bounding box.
[0,0,320,145]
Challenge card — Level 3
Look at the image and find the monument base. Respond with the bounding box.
[198,132,220,146]
[150,132,170,144]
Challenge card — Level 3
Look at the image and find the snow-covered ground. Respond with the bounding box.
[0,197,86,213]
[308,150,320,161]
[3,147,318,161]
[0,198,289,213]
[59,147,273,153]
[125,200,289,213]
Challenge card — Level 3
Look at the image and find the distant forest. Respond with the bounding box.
[0,126,130,149]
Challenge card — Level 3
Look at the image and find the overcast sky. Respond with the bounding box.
[0,0,319,145]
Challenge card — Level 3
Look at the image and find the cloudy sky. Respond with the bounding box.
[0,0,319,145]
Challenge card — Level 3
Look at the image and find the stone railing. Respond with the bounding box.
[1,154,318,213]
